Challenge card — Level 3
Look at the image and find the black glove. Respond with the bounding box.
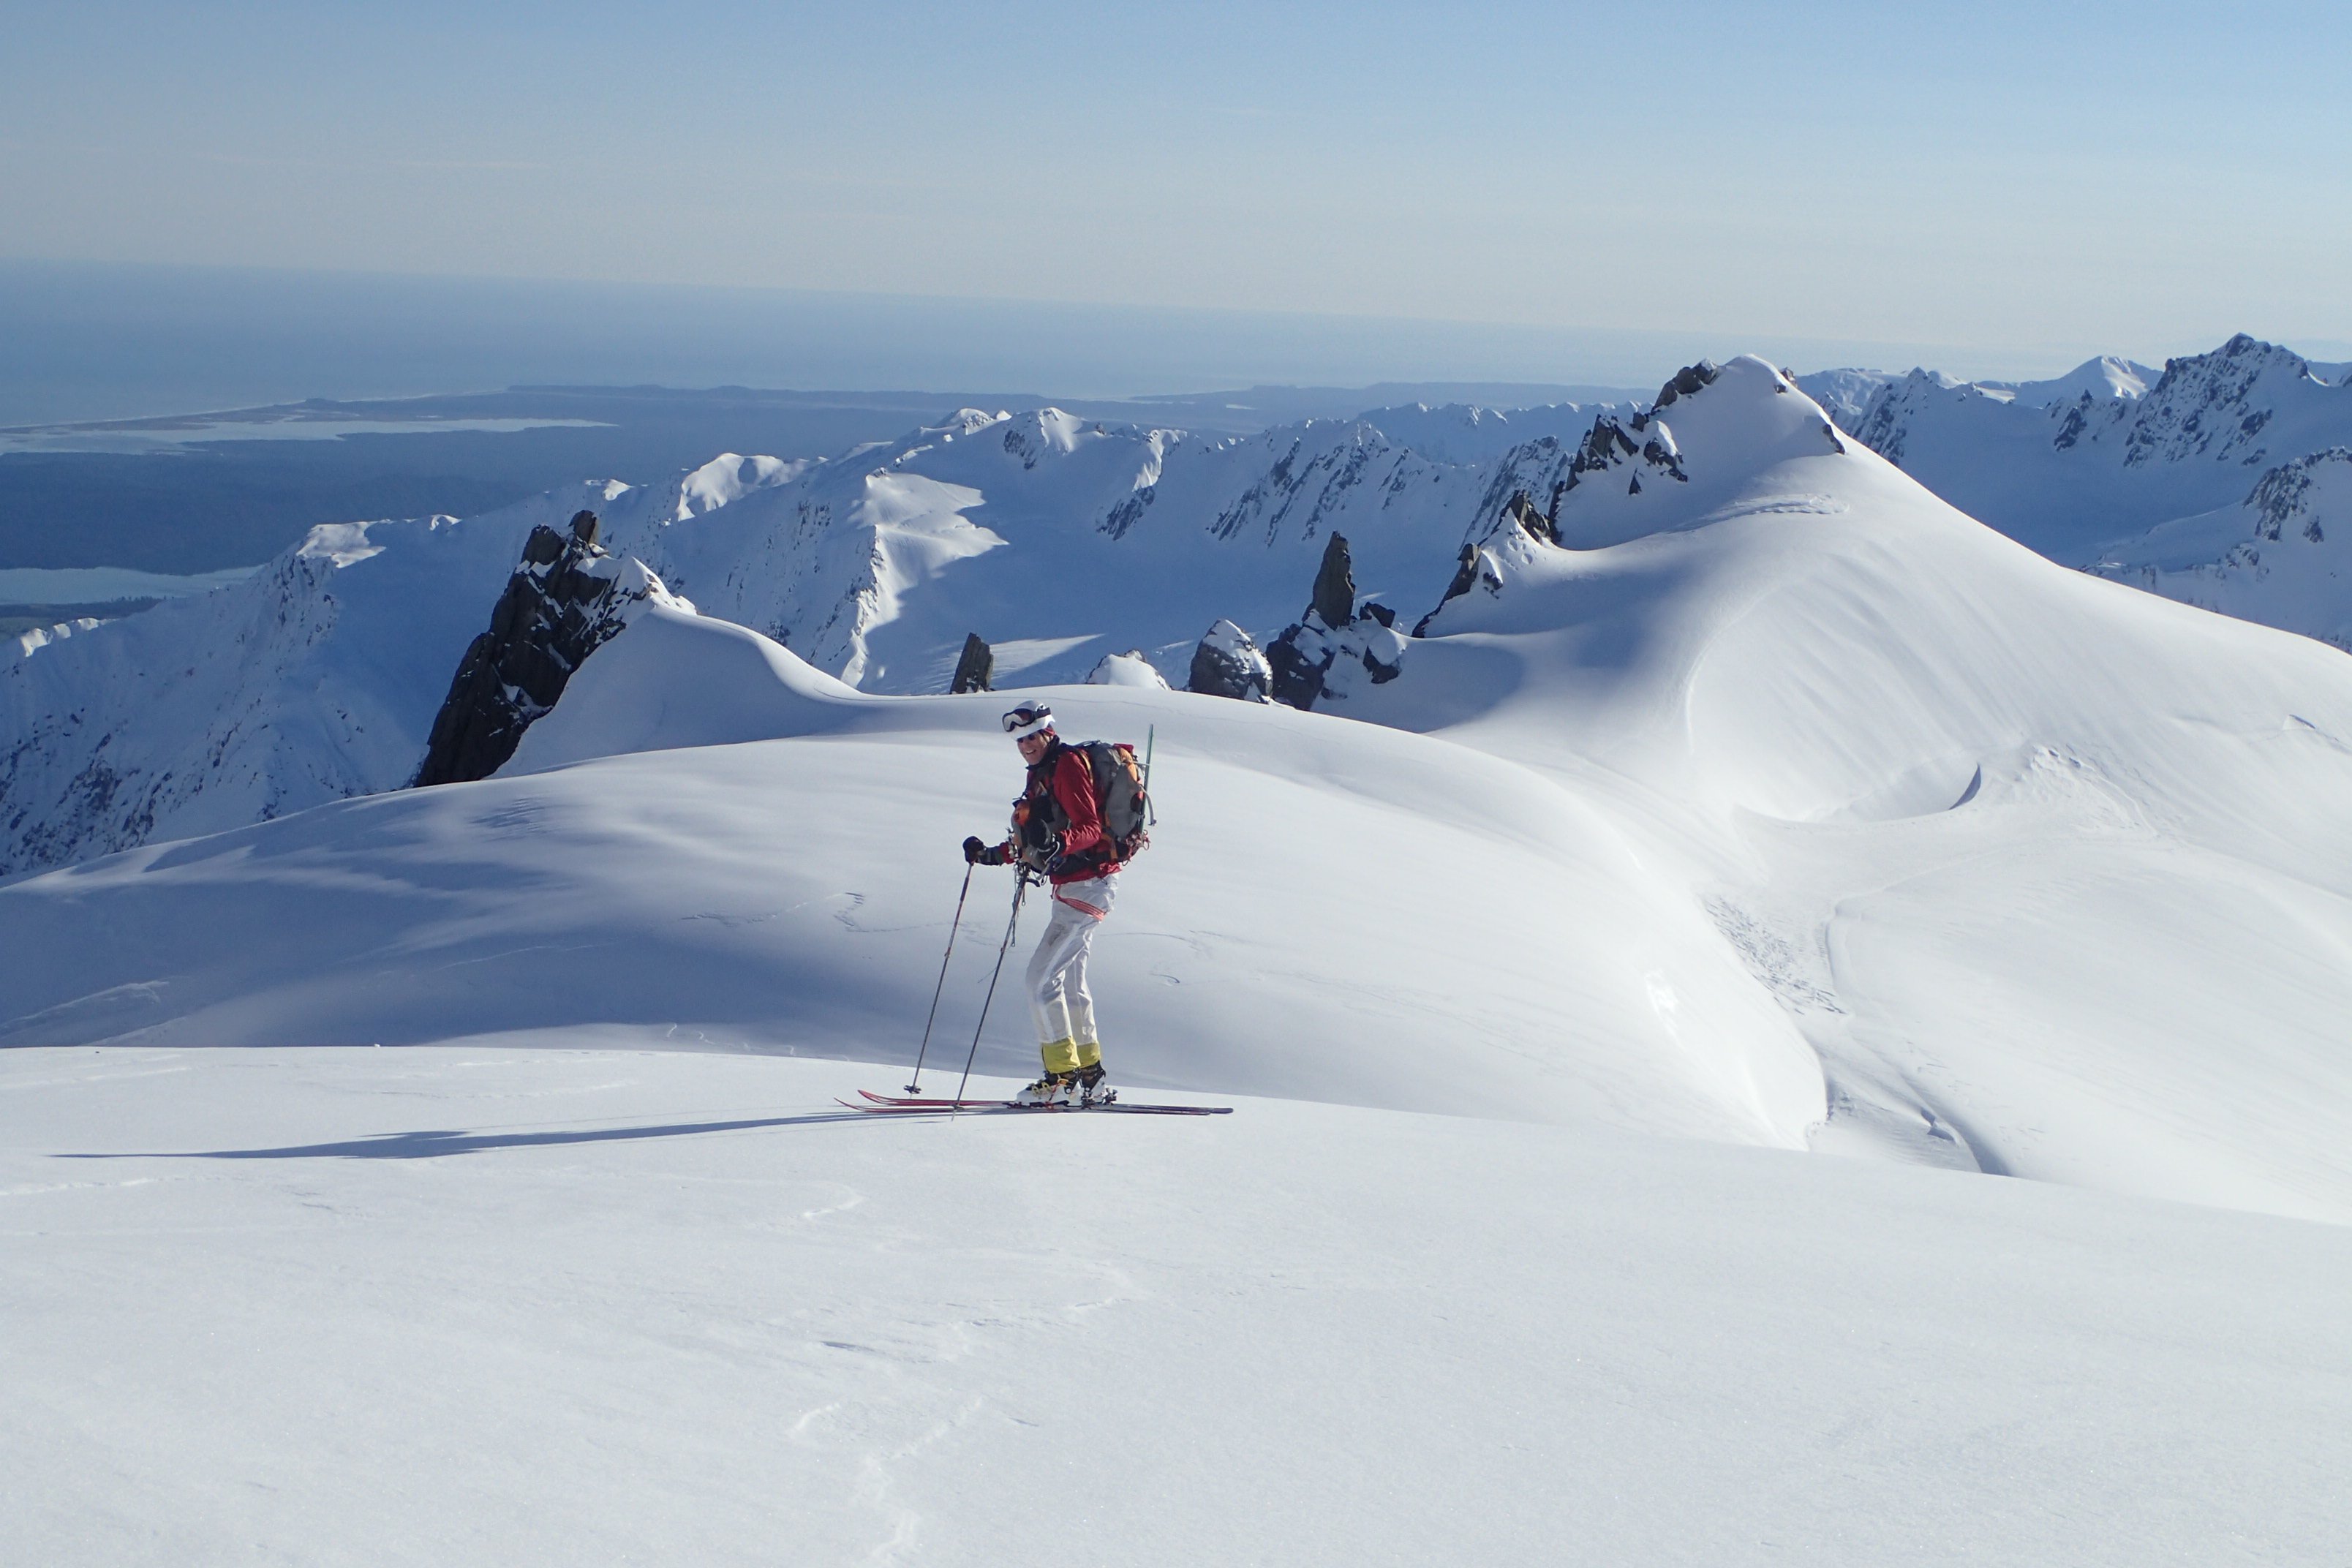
[1042,849,1080,878]
[963,835,987,864]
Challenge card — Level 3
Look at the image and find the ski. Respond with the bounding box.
[843,1092,1230,1117]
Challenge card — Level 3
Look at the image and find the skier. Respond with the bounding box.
[963,701,1127,1105]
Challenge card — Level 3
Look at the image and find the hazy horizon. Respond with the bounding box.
[8,1,2348,404]
[10,257,2351,430]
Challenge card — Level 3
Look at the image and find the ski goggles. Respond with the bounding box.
[1001,704,1055,740]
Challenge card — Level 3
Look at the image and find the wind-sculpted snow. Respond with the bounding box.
[1360,357,2352,1218]
[4,402,1611,875]
[0,668,1828,1147]
[10,356,2352,1226]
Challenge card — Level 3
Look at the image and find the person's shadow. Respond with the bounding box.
[61,1107,942,1161]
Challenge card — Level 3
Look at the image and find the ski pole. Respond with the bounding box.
[1142,724,1157,826]
[953,868,1033,1112]
[905,861,976,1093]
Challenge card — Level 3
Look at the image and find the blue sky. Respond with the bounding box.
[4,1,2348,380]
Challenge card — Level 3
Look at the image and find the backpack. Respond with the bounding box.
[1074,740,1152,863]
[1015,739,1153,871]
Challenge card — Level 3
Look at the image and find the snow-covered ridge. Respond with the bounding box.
[2090,447,2352,651]
[1798,334,2352,649]
[12,353,2352,1227]
[0,397,1618,878]
[1801,334,2352,554]
[1798,354,2157,429]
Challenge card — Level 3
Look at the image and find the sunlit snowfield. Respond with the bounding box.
[9,357,2352,1562]
[7,1045,2348,1567]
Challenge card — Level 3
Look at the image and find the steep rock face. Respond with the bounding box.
[1308,524,1359,627]
[1264,535,1409,711]
[1187,620,1273,701]
[0,483,627,881]
[414,511,675,788]
[2117,334,2329,470]
[949,633,994,693]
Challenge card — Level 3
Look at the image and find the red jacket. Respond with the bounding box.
[1025,742,1123,885]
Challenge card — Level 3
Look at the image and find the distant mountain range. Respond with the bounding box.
[0,395,1621,877]
[11,353,2352,1228]
[7,333,2351,884]
[1799,335,2352,649]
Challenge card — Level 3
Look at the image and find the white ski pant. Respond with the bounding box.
[1028,873,1116,1072]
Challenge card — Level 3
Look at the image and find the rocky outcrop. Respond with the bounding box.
[1651,360,1720,412]
[1188,619,1273,701]
[1502,489,1558,545]
[1454,364,1720,542]
[2250,448,2347,544]
[2087,448,2352,651]
[1309,528,1357,627]
[413,510,663,787]
[950,633,994,693]
[1264,535,1408,711]
[1415,499,1558,635]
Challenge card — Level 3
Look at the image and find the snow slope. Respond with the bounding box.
[8,358,2352,1226]
[5,1044,2345,1567]
[1806,334,2352,562]
[0,461,799,879]
[1,402,1603,878]
[1799,354,2157,429]
[1355,357,2352,1218]
[2089,447,2352,651]
[10,355,2352,1561]
[0,613,1822,1145]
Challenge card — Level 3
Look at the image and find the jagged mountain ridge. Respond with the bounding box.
[19,356,2352,1227]
[1801,333,2352,562]
[1798,355,2159,430]
[12,336,2345,887]
[2089,448,2352,651]
[0,396,1616,878]
[1801,333,2352,660]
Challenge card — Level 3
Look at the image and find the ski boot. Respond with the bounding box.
[1071,1063,1115,1107]
[1017,1071,1077,1106]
